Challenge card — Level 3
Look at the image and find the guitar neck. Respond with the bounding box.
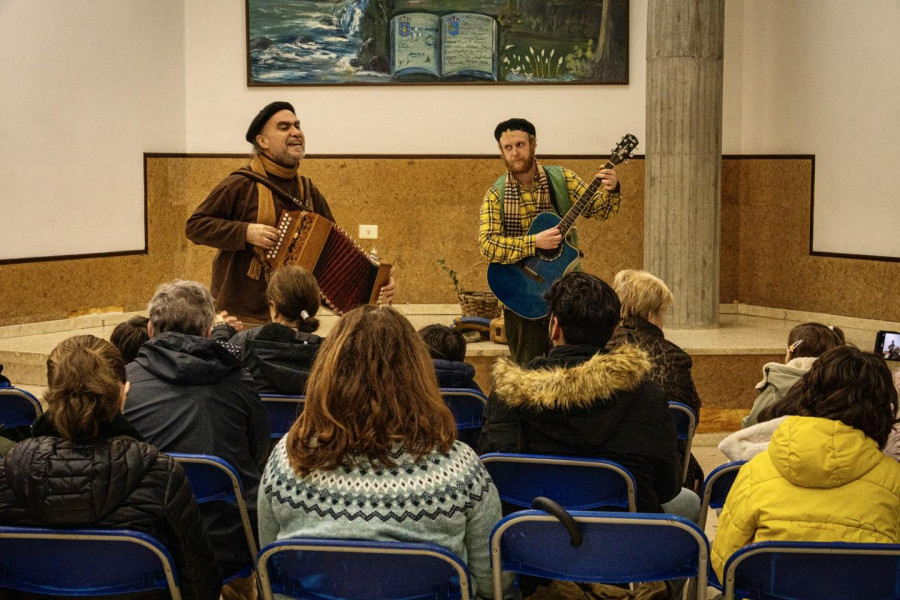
[557,159,615,237]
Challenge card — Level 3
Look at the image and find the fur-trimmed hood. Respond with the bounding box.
[493,344,651,411]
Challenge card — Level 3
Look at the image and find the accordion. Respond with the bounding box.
[265,211,392,315]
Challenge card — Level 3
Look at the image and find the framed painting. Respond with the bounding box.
[246,0,628,86]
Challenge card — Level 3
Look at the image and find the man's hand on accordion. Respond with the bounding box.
[378,267,396,305]
[246,223,279,249]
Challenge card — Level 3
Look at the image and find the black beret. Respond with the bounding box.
[494,118,536,142]
[246,101,296,144]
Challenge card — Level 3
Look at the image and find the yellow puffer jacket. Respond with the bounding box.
[711,416,900,580]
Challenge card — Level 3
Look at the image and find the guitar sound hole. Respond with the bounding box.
[536,245,563,261]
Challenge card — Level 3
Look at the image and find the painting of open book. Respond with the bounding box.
[246,0,628,86]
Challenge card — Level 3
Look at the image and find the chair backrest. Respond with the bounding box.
[0,387,42,430]
[698,460,745,530]
[480,453,637,511]
[722,541,900,600]
[169,453,258,580]
[259,394,305,439]
[257,538,472,600]
[490,510,709,600]
[668,401,697,483]
[439,388,487,430]
[0,526,182,599]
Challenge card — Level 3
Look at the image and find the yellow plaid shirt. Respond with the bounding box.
[478,166,621,264]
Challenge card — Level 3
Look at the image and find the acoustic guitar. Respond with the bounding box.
[487,134,639,319]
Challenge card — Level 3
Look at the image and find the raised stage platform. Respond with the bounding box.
[2,303,897,434]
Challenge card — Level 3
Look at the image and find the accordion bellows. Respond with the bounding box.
[265,211,392,315]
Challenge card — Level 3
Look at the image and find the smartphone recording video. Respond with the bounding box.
[875,330,900,361]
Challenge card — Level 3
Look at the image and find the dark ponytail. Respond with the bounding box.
[266,265,321,332]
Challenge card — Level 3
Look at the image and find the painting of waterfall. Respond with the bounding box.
[247,0,628,86]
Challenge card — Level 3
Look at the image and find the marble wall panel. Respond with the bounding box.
[1,155,896,325]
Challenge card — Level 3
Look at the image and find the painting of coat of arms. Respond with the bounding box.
[246,0,628,86]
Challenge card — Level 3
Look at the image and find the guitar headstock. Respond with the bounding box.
[609,134,639,166]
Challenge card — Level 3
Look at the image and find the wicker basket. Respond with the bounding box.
[458,290,500,319]
[457,262,500,319]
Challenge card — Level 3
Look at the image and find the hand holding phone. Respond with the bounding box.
[875,330,900,361]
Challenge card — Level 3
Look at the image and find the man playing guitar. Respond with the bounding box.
[478,118,622,364]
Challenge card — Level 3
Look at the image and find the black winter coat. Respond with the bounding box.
[0,414,221,600]
[479,344,681,513]
[432,359,483,393]
[212,322,322,395]
[125,332,269,575]
[606,318,704,490]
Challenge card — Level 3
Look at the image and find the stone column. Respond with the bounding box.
[645,0,725,327]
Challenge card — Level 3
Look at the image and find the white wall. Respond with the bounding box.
[733,0,900,258]
[0,0,186,261]
[184,0,648,156]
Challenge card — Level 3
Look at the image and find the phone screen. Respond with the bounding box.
[876,330,900,361]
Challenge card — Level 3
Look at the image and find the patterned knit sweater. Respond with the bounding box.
[258,438,505,598]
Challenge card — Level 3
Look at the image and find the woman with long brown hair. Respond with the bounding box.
[0,335,221,600]
[257,306,505,599]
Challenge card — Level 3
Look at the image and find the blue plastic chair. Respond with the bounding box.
[481,452,637,511]
[439,388,487,431]
[698,460,746,530]
[0,387,42,430]
[490,507,709,600]
[259,394,305,439]
[668,402,697,483]
[722,540,900,600]
[169,453,258,582]
[0,526,182,598]
[257,538,472,600]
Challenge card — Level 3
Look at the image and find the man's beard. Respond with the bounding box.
[268,145,303,168]
[503,152,535,175]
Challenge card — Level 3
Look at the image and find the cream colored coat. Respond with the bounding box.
[712,416,900,580]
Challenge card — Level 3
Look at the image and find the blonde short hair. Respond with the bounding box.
[612,269,674,321]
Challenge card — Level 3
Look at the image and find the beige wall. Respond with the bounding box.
[1,154,898,326]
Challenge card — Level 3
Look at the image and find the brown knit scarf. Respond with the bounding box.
[246,154,309,280]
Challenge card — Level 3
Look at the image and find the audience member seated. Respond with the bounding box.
[712,345,900,581]
[419,323,483,392]
[479,272,699,521]
[0,363,17,456]
[606,269,704,491]
[258,305,508,599]
[0,335,221,599]
[884,371,900,462]
[0,364,35,450]
[212,265,323,395]
[124,280,269,599]
[110,315,150,364]
[741,322,845,428]
[722,366,900,463]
